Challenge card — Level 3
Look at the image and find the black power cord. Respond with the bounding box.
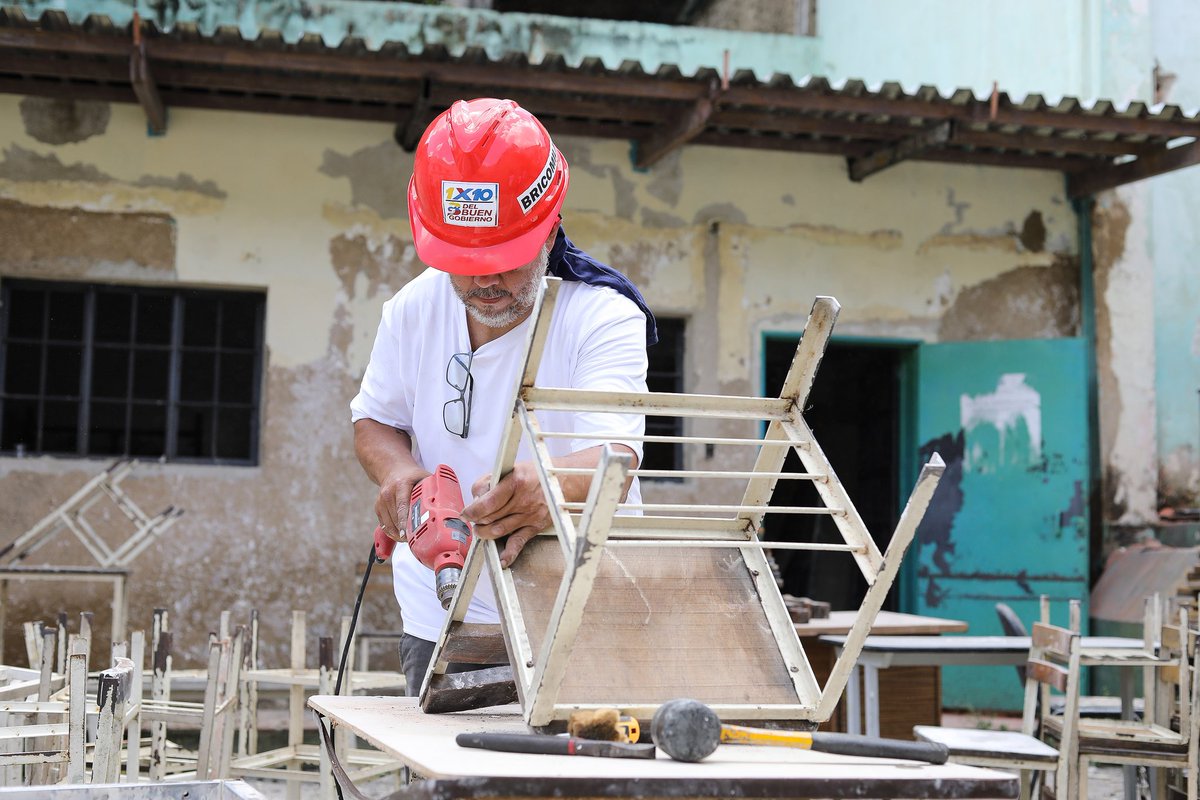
[337,542,382,695]
[319,541,386,800]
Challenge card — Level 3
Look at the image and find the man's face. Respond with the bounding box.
[449,242,551,329]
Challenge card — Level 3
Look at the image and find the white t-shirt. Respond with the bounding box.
[350,268,647,641]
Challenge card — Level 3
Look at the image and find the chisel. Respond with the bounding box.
[456,732,656,759]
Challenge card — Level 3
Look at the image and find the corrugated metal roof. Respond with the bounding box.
[2,2,1198,194]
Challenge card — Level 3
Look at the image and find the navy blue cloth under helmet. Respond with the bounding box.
[547,228,659,347]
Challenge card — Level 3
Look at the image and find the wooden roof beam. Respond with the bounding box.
[0,27,707,102]
[720,86,1200,139]
[634,82,720,169]
[1067,137,1200,197]
[847,121,952,182]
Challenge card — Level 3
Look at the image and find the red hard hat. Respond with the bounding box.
[407,98,569,276]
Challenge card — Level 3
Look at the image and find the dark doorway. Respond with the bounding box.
[763,339,908,611]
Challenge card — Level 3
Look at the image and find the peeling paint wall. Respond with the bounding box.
[0,92,1076,664]
[1089,1,1161,532]
[1151,0,1200,512]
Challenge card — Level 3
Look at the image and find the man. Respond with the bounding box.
[350,98,656,693]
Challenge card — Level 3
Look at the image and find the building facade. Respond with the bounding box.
[1,0,1196,710]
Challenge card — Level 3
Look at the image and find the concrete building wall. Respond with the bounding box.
[0,90,1075,663]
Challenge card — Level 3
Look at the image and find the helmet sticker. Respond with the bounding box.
[517,144,558,215]
[442,181,500,227]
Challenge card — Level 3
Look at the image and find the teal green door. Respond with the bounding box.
[914,338,1090,711]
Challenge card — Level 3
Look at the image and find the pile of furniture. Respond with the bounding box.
[916,594,1199,799]
[0,607,405,797]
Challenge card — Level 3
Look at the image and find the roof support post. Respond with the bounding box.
[847,120,952,182]
[396,76,434,152]
[129,14,166,135]
[634,79,720,169]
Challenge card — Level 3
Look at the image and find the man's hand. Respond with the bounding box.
[375,464,432,543]
[463,462,550,568]
[354,420,429,544]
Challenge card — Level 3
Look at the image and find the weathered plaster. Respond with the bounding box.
[329,234,422,302]
[917,232,1021,256]
[1019,210,1047,252]
[1150,0,1200,508]
[644,151,684,208]
[638,207,687,229]
[329,232,425,370]
[558,139,637,221]
[782,222,902,251]
[0,145,226,199]
[319,143,411,221]
[19,98,111,145]
[1160,446,1199,509]
[0,199,176,279]
[0,357,384,668]
[1092,190,1158,524]
[564,211,704,310]
[938,259,1081,342]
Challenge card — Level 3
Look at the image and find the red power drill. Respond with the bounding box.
[372,464,473,609]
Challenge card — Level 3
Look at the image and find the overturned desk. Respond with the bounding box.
[310,695,1018,799]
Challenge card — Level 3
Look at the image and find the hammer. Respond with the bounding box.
[650,698,949,764]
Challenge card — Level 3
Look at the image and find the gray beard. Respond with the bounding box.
[457,247,549,329]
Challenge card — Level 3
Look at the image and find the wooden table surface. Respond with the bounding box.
[794,610,969,637]
[309,695,1018,799]
[817,635,1148,665]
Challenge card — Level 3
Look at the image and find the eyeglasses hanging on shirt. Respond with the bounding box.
[443,351,474,438]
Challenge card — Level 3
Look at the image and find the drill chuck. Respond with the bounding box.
[435,567,462,609]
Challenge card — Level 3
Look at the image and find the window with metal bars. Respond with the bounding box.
[0,279,265,464]
[641,316,685,476]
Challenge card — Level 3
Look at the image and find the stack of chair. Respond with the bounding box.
[137,609,246,781]
[230,609,406,800]
[0,614,144,787]
[0,626,89,786]
[1066,602,1197,800]
[915,620,1082,799]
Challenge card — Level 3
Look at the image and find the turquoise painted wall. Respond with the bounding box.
[915,338,1090,710]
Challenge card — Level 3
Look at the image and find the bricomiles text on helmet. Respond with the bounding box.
[517,143,558,215]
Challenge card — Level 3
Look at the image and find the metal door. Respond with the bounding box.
[914,337,1090,710]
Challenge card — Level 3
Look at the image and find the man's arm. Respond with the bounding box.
[353,418,431,542]
[463,445,638,569]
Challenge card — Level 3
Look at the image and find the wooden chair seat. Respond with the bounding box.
[1068,604,1197,800]
[1061,718,1185,746]
[913,620,1082,800]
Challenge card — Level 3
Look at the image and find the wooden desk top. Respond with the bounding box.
[309,695,1018,799]
[794,610,969,637]
[816,635,1147,669]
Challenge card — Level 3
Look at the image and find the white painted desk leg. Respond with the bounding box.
[864,664,881,738]
[1120,669,1136,800]
[845,663,862,735]
[111,575,126,647]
